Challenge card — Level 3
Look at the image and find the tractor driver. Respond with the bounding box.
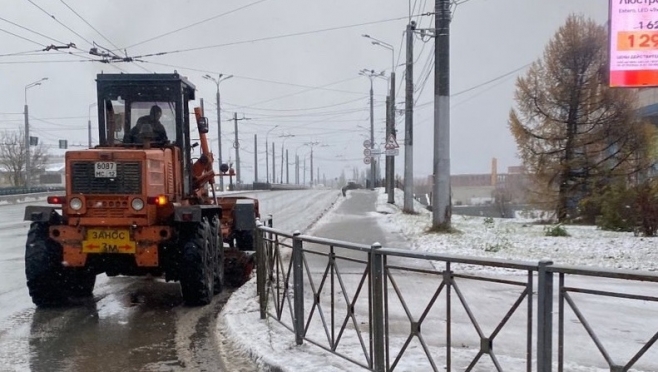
[123,105,168,144]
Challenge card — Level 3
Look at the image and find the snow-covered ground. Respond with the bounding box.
[221,188,658,372]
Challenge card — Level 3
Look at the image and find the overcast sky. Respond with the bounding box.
[0,0,608,183]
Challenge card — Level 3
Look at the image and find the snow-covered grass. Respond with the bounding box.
[377,188,658,272]
[222,188,658,372]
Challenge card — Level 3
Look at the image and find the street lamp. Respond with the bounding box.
[265,125,279,183]
[24,77,48,191]
[363,34,397,201]
[203,73,233,191]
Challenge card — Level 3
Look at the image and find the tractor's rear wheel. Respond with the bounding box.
[179,218,215,306]
[210,215,224,294]
[25,222,67,307]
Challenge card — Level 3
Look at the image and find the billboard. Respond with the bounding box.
[609,0,658,87]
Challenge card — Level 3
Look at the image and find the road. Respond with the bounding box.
[0,189,340,372]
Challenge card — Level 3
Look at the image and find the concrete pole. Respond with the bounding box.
[280,142,284,183]
[388,71,396,204]
[216,89,224,191]
[310,147,314,187]
[432,0,452,228]
[234,113,240,186]
[369,79,375,189]
[286,149,289,184]
[295,155,299,184]
[254,134,258,182]
[272,142,276,184]
[24,104,30,190]
[303,157,306,185]
[403,22,415,213]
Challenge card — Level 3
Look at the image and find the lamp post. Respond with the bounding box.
[203,73,233,191]
[363,34,396,202]
[359,69,384,189]
[24,77,47,190]
[265,125,279,184]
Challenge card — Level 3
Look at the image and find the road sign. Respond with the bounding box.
[363,148,371,156]
[385,149,399,156]
[362,139,371,148]
[363,156,371,165]
[370,148,382,155]
[385,134,399,150]
[233,141,239,149]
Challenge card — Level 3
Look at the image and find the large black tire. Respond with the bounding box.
[66,269,96,297]
[234,230,254,251]
[179,218,215,306]
[210,215,224,294]
[25,222,67,307]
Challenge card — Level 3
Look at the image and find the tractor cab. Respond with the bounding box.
[96,72,196,149]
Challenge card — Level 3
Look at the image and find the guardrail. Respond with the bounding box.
[255,225,658,372]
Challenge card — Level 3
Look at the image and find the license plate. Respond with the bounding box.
[95,162,117,178]
[83,228,136,254]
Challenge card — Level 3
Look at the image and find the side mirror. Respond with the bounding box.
[198,117,209,134]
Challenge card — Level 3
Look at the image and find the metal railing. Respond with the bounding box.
[255,224,658,372]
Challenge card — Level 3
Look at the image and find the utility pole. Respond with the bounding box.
[232,112,251,187]
[369,76,375,189]
[254,134,258,182]
[388,71,396,204]
[24,104,30,190]
[310,147,314,187]
[24,77,47,190]
[433,0,452,228]
[359,69,383,189]
[362,34,396,200]
[403,22,416,213]
[286,149,289,184]
[234,113,240,186]
[203,74,233,191]
[295,155,299,184]
[272,142,276,184]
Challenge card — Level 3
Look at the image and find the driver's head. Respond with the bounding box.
[150,105,162,121]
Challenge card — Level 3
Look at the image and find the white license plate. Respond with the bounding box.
[95,162,117,178]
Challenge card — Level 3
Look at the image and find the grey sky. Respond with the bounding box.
[0,0,608,183]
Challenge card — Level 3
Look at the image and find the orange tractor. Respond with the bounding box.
[24,73,258,307]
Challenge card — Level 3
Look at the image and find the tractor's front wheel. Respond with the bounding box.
[25,222,67,307]
[179,218,215,306]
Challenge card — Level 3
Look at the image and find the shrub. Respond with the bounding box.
[544,224,569,237]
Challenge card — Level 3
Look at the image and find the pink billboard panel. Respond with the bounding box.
[609,0,658,87]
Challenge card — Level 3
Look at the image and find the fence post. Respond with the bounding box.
[293,231,304,345]
[370,242,385,372]
[256,219,267,320]
[537,259,554,372]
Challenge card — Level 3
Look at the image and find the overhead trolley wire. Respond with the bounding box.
[122,0,273,50]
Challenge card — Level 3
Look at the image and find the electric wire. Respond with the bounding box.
[26,0,94,47]
[130,14,429,59]
[58,0,150,72]
[122,0,272,50]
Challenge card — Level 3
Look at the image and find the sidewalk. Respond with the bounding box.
[219,189,410,372]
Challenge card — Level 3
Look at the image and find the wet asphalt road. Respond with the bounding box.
[0,189,340,372]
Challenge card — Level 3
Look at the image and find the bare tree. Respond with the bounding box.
[0,127,50,187]
[509,14,655,222]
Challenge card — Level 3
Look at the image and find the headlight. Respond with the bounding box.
[69,197,83,211]
[131,198,145,211]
